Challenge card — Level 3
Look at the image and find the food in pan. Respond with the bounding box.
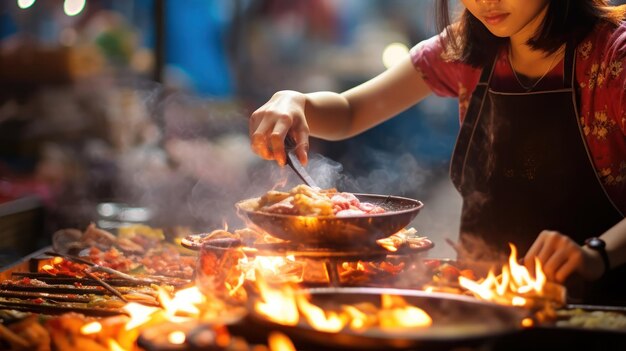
[253,184,386,217]
[556,308,626,330]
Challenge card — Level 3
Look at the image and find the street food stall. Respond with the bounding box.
[2,1,626,350]
[1,185,625,350]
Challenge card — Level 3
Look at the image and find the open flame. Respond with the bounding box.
[242,255,304,284]
[459,244,564,308]
[254,275,299,326]
[73,284,247,350]
[80,321,102,335]
[379,294,432,330]
[253,275,432,333]
[168,330,186,344]
[107,339,127,351]
[41,264,56,275]
[268,332,296,351]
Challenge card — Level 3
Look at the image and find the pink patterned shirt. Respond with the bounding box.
[411,22,626,215]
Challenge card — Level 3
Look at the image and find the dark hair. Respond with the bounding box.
[436,0,626,67]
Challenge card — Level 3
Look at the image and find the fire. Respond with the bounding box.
[296,293,347,332]
[41,264,56,275]
[253,276,432,333]
[521,317,535,328]
[80,321,102,334]
[168,330,186,344]
[242,255,303,284]
[159,286,204,318]
[107,339,127,351]
[123,302,160,330]
[379,294,432,330]
[254,276,299,326]
[459,244,564,308]
[93,285,245,350]
[268,332,296,351]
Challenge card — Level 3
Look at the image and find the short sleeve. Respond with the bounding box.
[410,34,467,98]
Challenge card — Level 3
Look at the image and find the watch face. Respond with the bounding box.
[586,237,606,249]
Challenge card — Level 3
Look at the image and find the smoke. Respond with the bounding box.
[305,143,465,260]
[306,145,431,196]
[13,75,466,260]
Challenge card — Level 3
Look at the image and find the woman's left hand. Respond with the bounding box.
[524,230,604,283]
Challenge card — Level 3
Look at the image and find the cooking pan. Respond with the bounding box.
[247,287,527,350]
[235,194,424,247]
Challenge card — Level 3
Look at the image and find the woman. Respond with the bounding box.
[248,0,626,304]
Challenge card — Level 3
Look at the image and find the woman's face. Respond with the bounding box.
[461,0,550,40]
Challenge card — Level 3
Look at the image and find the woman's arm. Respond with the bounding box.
[249,55,432,166]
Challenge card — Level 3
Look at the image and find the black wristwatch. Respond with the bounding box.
[584,237,610,278]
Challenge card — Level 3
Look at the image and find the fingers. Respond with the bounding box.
[554,251,582,283]
[534,232,562,276]
[524,230,583,283]
[290,127,310,165]
[542,249,569,282]
[250,111,291,164]
[250,108,274,161]
[248,92,310,166]
[270,118,291,166]
[523,233,545,276]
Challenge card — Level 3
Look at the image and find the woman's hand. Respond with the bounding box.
[524,230,604,283]
[249,90,310,166]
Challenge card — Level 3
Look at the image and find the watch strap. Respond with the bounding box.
[585,237,610,278]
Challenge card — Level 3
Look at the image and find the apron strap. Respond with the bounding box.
[450,53,498,188]
[563,38,576,89]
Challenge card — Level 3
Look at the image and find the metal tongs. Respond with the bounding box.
[285,136,319,188]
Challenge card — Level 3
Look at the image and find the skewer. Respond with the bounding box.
[43,251,193,287]
[0,290,91,303]
[44,251,141,282]
[0,282,158,297]
[0,284,112,295]
[0,301,127,317]
[11,272,160,286]
[83,269,128,303]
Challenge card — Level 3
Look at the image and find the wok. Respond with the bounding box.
[235,193,424,247]
[248,287,527,350]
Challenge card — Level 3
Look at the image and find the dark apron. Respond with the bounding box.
[449,41,625,305]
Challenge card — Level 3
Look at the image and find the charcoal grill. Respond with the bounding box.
[0,247,191,317]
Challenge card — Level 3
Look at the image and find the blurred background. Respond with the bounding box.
[3,0,621,264]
